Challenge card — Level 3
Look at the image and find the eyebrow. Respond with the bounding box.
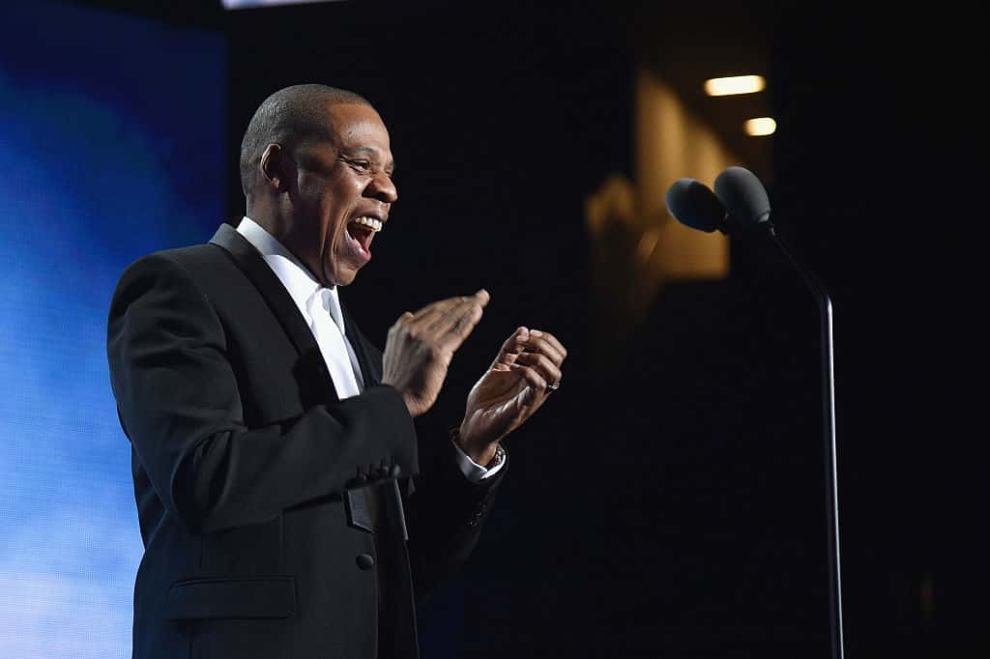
[345,146,396,173]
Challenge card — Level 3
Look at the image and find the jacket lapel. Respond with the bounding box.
[339,298,382,387]
[208,223,340,402]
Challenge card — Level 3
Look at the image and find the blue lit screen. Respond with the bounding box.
[0,3,224,656]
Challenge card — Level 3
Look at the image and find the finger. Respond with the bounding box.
[391,311,415,329]
[520,333,566,366]
[407,289,486,332]
[528,329,568,362]
[410,288,487,321]
[424,290,488,333]
[492,326,530,367]
[514,350,562,387]
[417,298,470,333]
[424,294,488,344]
[408,295,472,327]
[440,298,485,352]
[508,362,547,394]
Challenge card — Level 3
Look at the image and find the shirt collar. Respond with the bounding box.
[236,216,340,324]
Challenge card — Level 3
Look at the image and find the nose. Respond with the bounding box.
[368,170,398,204]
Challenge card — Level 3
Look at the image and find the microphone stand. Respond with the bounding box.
[765,225,845,659]
[671,170,846,657]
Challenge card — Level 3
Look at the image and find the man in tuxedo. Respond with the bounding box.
[107,84,566,659]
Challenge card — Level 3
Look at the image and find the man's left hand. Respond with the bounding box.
[457,327,567,465]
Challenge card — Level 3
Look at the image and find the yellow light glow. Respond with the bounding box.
[744,117,776,136]
[704,75,766,96]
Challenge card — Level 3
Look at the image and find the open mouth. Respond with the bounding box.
[344,215,383,260]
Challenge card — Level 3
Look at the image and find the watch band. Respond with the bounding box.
[485,443,506,470]
[449,427,505,471]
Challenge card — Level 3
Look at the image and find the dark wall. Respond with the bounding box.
[771,5,985,658]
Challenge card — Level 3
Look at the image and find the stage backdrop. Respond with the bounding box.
[0,2,224,656]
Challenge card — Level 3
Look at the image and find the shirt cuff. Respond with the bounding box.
[452,438,505,482]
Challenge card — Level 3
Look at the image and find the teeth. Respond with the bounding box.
[351,216,383,232]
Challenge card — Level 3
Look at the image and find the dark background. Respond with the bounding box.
[65,1,990,656]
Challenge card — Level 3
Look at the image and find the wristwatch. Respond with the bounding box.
[449,427,505,471]
[485,443,506,470]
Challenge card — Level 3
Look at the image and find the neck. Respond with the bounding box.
[245,203,330,287]
[245,201,287,241]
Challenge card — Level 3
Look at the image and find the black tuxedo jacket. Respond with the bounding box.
[107,223,503,659]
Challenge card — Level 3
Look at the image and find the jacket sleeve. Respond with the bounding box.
[107,252,418,534]
[349,328,507,602]
[404,439,506,602]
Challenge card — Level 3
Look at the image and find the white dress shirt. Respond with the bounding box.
[236,217,502,481]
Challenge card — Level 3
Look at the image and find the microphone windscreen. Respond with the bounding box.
[714,166,771,226]
[666,178,725,233]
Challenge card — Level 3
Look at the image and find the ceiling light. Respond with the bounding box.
[704,75,766,96]
[744,118,777,136]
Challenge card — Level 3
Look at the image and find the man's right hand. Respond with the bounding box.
[382,289,490,417]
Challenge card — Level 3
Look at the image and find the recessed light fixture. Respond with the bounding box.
[744,117,777,136]
[704,75,766,96]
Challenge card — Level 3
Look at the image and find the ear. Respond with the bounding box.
[260,143,289,193]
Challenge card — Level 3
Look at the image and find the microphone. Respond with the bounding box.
[665,167,773,236]
[713,165,773,230]
[665,178,728,234]
[665,167,776,236]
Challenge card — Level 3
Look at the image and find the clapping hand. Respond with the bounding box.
[456,326,567,464]
[382,290,490,417]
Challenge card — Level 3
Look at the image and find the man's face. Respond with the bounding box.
[285,102,397,287]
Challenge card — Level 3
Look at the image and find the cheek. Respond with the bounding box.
[319,197,344,235]
[325,191,360,240]
[311,177,362,254]
[321,206,352,268]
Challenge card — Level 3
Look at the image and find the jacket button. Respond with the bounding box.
[356,553,375,570]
